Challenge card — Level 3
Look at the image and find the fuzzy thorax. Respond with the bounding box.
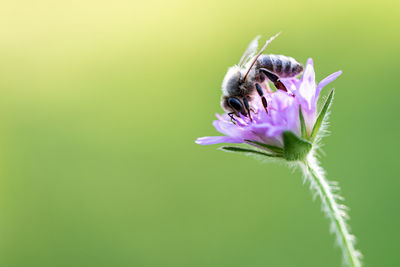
[220,65,259,113]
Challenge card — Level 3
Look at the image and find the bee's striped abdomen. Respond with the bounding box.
[258,54,303,78]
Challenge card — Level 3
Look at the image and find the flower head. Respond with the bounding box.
[196,58,342,160]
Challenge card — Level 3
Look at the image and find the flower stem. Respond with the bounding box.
[299,153,362,267]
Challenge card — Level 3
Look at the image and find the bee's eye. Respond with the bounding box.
[228,97,244,113]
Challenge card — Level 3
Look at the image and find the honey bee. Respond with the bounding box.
[221,33,303,121]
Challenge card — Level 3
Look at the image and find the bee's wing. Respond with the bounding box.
[238,35,261,67]
[241,32,281,81]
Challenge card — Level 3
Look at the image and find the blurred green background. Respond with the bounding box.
[0,0,399,266]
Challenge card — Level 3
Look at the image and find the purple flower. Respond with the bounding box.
[196,58,341,156]
[195,49,362,266]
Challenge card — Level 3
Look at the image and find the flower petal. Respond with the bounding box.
[213,120,239,136]
[301,58,315,84]
[298,59,316,111]
[195,136,243,145]
[281,78,299,94]
[316,70,342,96]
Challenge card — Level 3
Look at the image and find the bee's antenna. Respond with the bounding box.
[242,32,281,82]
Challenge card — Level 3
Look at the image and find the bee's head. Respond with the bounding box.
[221,95,247,116]
[220,66,255,115]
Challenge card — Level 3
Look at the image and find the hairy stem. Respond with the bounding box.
[299,153,362,267]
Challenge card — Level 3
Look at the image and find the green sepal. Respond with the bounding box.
[282,131,312,161]
[310,89,335,141]
[244,140,283,155]
[298,106,307,139]
[219,146,280,158]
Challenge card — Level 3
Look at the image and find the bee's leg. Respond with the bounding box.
[250,107,257,114]
[255,83,268,113]
[242,98,252,122]
[228,112,237,125]
[260,68,288,92]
